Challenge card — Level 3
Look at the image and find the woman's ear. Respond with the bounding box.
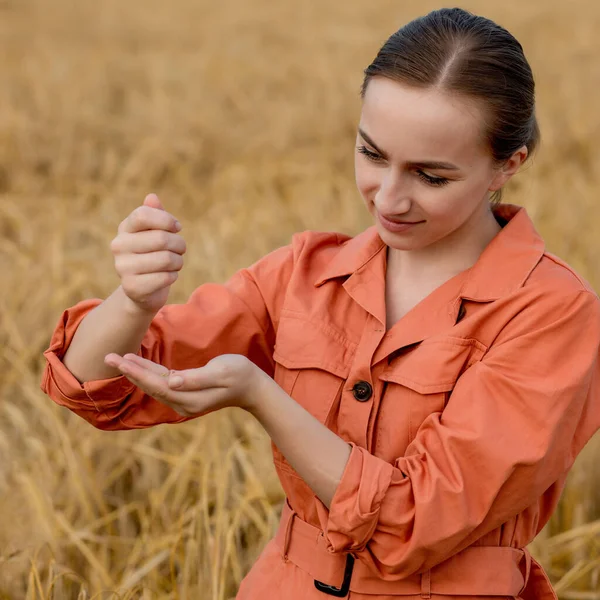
[488,145,529,191]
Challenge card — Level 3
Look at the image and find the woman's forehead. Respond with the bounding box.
[360,78,487,162]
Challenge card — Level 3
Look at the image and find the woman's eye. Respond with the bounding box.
[357,145,450,187]
[417,171,450,187]
[357,145,382,162]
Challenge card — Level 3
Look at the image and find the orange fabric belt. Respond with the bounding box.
[274,498,557,598]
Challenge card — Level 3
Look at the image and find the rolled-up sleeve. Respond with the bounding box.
[317,288,600,577]
[41,239,298,430]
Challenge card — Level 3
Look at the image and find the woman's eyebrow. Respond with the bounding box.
[357,127,461,171]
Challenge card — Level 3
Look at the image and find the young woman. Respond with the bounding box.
[41,8,600,600]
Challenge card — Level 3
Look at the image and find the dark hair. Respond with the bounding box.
[361,7,540,205]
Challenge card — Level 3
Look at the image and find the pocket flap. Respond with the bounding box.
[380,337,486,394]
[273,315,356,379]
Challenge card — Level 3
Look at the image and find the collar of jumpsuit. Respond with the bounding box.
[251,203,598,600]
[314,203,545,314]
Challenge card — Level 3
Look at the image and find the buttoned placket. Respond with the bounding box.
[337,312,387,450]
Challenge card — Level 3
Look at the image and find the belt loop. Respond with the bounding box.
[420,569,431,599]
[282,508,297,562]
[518,547,532,595]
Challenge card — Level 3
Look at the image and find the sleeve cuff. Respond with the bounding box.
[316,442,396,553]
[41,347,136,411]
[40,299,136,411]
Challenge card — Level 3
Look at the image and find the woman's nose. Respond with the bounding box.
[375,171,412,213]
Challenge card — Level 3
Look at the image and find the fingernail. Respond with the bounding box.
[169,375,184,387]
[174,220,182,232]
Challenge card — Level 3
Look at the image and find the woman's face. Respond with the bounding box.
[355,77,526,253]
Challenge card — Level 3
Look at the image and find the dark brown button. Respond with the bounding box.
[352,380,373,402]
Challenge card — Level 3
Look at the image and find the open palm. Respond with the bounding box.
[104,352,260,417]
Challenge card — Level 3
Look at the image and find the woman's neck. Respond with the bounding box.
[387,206,502,282]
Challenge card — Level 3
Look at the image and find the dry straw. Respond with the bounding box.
[1,0,599,598]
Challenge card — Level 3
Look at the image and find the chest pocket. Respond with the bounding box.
[380,337,486,448]
[271,314,356,475]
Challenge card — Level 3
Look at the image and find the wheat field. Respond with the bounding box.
[0,0,599,598]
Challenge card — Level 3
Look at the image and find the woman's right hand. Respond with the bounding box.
[110,193,187,315]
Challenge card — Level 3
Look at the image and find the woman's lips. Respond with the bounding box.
[377,211,424,233]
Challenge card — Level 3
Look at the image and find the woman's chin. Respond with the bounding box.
[375,221,425,251]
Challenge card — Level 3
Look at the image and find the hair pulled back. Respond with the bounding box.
[361,8,540,204]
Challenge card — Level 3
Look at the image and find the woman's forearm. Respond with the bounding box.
[62,286,157,384]
[248,370,352,508]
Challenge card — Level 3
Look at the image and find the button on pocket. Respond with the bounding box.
[352,380,373,402]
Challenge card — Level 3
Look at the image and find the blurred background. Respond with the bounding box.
[1,0,599,598]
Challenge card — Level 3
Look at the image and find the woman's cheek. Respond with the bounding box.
[425,191,477,238]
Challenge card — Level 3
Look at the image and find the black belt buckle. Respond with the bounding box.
[314,553,355,597]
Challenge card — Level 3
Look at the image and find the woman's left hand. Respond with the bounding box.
[104,352,264,417]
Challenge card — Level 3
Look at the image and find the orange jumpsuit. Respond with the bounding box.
[41,204,600,599]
